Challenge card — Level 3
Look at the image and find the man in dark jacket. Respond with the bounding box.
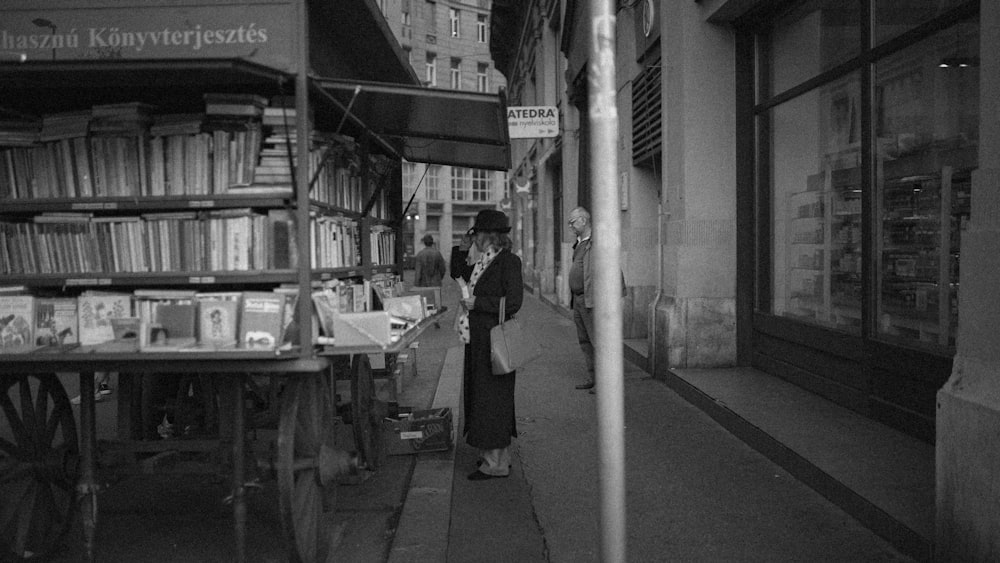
[567,207,596,390]
[414,234,446,287]
[567,206,626,393]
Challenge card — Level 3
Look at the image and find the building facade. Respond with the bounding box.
[490,0,998,558]
[377,0,509,258]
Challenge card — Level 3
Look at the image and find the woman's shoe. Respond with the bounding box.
[468,470,509,481]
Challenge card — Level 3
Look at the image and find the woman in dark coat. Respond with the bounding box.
[456,209,524,480]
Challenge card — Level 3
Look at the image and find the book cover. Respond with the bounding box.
[81,316,142,353]
[352,284,367,312]
[311,289,339,338]
[239,292,285,350]
[274,289,299,345]
[198,298,239,348]
[156,303,197,340]
[266,209,297,269]
[136,292,197,351]
[35,297,78,347]
[78,292,132,346]
[331,311,392,348]
[110,316,141,340]
[337,284,355,314]
[0,295,35,351]
[382,295,425,323]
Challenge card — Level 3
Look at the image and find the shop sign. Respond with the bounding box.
[507,106,559,139]
[0,1,296,71]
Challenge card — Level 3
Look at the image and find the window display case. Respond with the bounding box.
[783,165,862,333]
[877,157,971,348]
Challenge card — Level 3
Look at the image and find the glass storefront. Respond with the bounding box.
[760,1,978,352]
[874,20,978,348]
[769,75,863,334]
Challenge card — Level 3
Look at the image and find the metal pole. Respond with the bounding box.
[589,2,626,561]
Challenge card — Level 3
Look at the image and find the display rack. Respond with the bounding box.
[877,151,972,348]
[784,164,863,332]
[0,1,508,561]
[783,149,972,348]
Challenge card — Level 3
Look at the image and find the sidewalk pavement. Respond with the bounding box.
[390,278,915,562]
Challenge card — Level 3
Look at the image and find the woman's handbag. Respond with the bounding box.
[490,296,541,375]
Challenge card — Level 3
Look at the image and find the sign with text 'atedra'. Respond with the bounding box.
[507,106,559,139]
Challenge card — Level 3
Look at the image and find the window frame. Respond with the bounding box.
[426,165,441,200]
[425,52,437,86]
[477,14,488,43]
[450,8,460,38]
[450,167,470,201]
[476,62,489,92]
[450,58,462,90]
[746,0,979,357]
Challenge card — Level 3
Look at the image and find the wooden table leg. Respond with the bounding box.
[232,374,247,563]
[77,371,99,562]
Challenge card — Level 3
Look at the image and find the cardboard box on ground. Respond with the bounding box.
[333,408,454,458]
[381,408,453,455]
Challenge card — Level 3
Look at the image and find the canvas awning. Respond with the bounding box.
[315,77,511,171]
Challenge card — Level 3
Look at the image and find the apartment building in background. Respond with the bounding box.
[377,0,509,262]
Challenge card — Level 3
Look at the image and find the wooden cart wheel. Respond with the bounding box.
[0,374,79,560]
[277,373,350,563]
[350,354,383,470]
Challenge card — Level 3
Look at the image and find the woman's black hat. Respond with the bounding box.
[470,209,511,233]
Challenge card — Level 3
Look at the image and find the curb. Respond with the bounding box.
[387,345,464,563]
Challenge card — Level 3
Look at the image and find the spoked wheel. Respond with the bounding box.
[0,374,80,561]
[350,354,383,471]
[277,373,354,563]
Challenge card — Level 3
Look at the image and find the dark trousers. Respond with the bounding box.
[572,295,595,383]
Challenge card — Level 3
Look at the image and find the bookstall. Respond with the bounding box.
[0,1,510,561]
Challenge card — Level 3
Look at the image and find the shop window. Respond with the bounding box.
[874,19,977,348]
[757,0,978,352]
[767,74,863,334]
[768,0,860,96]
[874,0,966,46]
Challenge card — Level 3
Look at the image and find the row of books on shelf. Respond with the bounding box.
[3,97,271,144]
[0,272,439,354]
[0,123,264,199]
[0,210,367,274]
[0,289,295,354]
[1,95,393,219]
[370,225,397,266]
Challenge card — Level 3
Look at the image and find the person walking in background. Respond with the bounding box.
[414,234,447,288]
[414,234,447,328]
[456,209,524,480]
